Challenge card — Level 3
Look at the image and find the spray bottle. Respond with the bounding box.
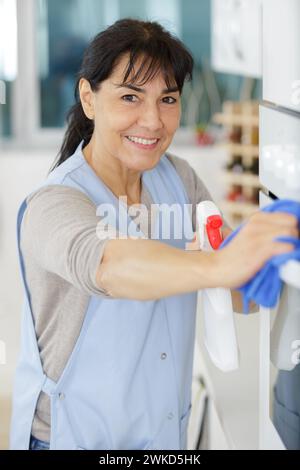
[197,200,239,371]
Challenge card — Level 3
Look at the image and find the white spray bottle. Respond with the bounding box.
[197,201,239,371]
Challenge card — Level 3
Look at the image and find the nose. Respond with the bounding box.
[137,101,163,132]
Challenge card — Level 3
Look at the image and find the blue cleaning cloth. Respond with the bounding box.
[220,199,300,313]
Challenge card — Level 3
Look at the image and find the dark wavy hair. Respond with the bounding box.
[50,18,194,171]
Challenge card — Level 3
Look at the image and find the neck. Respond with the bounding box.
[82,134,142,205]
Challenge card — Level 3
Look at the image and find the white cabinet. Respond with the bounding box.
[255,2,300,449]
[211,0,262,77]
[259,105,300,201]
[263,0,300,112]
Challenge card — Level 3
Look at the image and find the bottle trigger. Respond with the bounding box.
[206,215,223,250]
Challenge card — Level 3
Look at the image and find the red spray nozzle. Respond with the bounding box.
[206,215,223,250]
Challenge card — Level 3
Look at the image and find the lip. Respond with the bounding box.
[124,135,160,150]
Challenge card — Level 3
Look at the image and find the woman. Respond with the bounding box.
[10,19,297,450]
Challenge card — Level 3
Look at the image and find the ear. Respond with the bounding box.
[79,78,95,120]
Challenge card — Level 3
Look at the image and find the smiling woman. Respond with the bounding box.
[10,18,298,451]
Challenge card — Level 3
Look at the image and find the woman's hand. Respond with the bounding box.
[214,211,299,289]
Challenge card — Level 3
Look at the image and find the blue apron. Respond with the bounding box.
[10,143,197,450]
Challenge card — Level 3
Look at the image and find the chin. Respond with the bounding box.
[128,161,159,172]
[124,153,162,172]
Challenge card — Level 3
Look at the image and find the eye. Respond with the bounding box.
[162,96,177,104]
[121,94,139,102]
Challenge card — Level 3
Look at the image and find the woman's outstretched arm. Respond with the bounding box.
[97,211,298,300]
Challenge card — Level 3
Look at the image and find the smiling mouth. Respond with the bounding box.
[125,135,160,148]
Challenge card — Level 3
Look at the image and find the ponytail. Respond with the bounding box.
[49,97,94,172]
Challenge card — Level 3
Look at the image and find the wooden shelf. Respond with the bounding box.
[221,201,259,216]
[219,143,259,158]
[215,101,260,222]
[213,112,259,127]
[221,171,261,188]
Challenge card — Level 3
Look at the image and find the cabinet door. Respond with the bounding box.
[259,191,286,450]
[259,105,300,201]
[211,0,262,77]
[259,191,300,450]
[263,0,300,112]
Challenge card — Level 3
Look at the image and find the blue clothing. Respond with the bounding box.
[30,435,50,451]
[273,365,300,450]
[220,199,300,312]
[10,142,197,450]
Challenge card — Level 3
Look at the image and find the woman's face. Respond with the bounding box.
[80,54,181,172]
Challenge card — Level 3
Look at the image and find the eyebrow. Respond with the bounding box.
[114,83,179,94]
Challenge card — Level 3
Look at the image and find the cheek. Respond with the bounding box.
[95,97,136,130]
[162,109,180,134]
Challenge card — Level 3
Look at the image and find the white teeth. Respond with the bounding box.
[127,136,158,145]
